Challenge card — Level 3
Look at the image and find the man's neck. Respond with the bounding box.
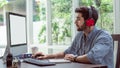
[83,26,94,37]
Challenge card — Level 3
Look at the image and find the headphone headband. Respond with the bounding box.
[88,6,92,18]
[85,6,95,26]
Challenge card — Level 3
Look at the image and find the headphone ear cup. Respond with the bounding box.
[85,18,95,26]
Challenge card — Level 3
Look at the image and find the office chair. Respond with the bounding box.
[111,34,120,68]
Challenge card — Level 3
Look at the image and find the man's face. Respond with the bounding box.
[75,13,86,31]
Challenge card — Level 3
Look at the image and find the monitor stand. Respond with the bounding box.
[2,44,27,63]
[2,44,10,63]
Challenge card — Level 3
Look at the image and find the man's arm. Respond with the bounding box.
[75,54,91,63]
[35,52,65,59]
[64,54,91,64]
[46,52,65,59]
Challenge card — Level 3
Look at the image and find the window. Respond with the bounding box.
[0,0,7,46]
[33,0,46,44]
[0,14,6,52]
[33,0,72,45]
[51,0,72,45]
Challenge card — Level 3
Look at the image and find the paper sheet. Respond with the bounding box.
[49,59,71,63]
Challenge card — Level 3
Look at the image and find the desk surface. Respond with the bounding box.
[0,59,107,68]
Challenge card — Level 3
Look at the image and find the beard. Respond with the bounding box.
[77,24,86,31]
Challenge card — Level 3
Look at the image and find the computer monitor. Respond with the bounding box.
[5,12,27,56]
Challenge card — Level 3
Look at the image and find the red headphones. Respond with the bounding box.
[85,7,95,26]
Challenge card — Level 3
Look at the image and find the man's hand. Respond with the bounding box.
[64,54,76,61]
[65,54,91,63]
[32,52,45,58]
[32,52,65,59]
[37,55,47,59]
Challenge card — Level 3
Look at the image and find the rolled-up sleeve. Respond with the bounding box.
[87,33,113,64]
[64,32,82,55]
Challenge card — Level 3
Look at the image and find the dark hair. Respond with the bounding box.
[75,6,98,25]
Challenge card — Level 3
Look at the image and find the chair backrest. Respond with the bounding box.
[111,34,120,68]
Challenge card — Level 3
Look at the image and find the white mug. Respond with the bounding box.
[31,47,38,55]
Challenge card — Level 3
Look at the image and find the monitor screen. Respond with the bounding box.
[8,12,27,46]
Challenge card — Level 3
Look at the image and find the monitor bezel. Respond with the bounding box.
[6,12,27,47]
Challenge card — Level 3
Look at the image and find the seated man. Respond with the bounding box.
[33,6,113,68]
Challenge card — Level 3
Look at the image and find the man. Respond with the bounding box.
[33,6,113,68]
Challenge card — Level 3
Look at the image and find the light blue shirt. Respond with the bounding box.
[64,27,113,68]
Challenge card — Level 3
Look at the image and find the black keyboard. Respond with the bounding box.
[23,58,56,66]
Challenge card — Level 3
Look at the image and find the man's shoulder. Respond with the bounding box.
[97,29,112,40]
[95,27,110,35]
[99,29,111,36]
